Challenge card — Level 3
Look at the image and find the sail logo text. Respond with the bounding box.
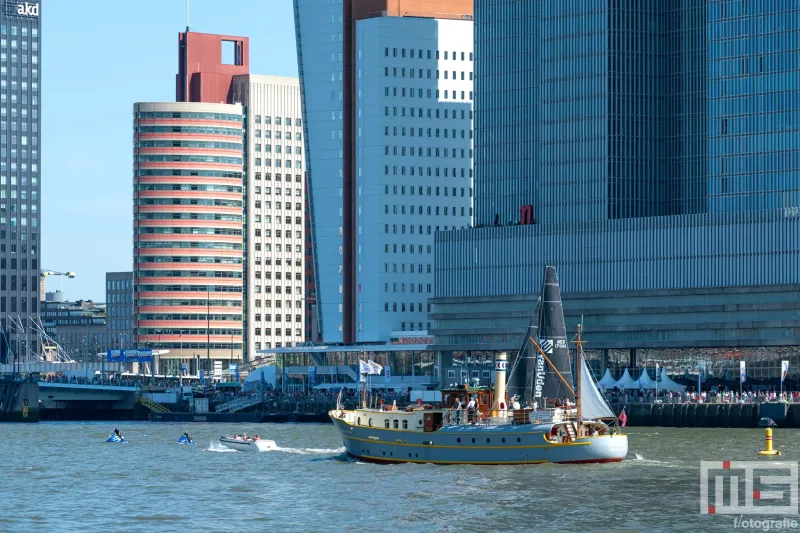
[555,339,567,349]
[700,461,798,516]
[534,352,545,398]
[16,2,38,16]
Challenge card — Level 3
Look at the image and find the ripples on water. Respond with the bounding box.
[2,423,799,532]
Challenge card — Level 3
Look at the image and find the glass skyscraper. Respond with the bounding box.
[433,0,800,381]
[0,2,41,364]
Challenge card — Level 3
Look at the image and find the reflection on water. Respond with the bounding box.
[2,423,798,532]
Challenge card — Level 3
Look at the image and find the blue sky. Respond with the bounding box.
[41,0,298,301]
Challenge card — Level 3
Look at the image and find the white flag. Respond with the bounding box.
[359,360,371,374]
[369,360,383,375]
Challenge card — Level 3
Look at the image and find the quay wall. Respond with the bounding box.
[614,402,799,428]
[0,380,39,422]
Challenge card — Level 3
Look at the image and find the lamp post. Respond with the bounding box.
[179,334,183,388]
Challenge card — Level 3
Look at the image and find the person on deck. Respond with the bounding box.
[466,396,477,423]
[453,397,462,424]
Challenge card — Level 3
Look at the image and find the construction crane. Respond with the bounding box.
[40,269,76,300]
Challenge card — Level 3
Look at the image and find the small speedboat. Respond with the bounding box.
[106,434,126,443]
[177,436,196,445]
[219,436,276,452]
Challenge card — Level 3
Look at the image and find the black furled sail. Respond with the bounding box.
[506,306,539,404]
[507,266,575,405]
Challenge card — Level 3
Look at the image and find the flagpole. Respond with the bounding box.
[361,350,366,409]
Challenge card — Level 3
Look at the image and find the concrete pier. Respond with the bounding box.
[0,380,39,422]
[615,402,795,428]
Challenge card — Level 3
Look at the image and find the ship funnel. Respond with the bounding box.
[492,352,508,417]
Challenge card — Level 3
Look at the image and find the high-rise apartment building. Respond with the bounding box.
[132,102,245,371]
[231,75,306,353]
[294,0,474,344]
[432,1,800,379]
[0,2,41,364]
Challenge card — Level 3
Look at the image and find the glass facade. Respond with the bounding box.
[433,1,800,380]
[105,271,133,351]
[708,0,800,213]
[475,0,799,226]
[0,4,40,364]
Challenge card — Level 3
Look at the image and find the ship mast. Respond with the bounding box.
[574,324,584,436]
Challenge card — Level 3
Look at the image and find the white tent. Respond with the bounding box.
[596,369,618,390]
[658,368,687,392]
[614,368,639,389]
[637,368,657,389]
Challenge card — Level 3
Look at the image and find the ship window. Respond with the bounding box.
[369,418,373,427]
[502,438,506,443]
[457,438,461,443]
[517,437,521,443]
[418,420,423,425]
[402,420,408,429]
[471,438,476,443]
[357,417,361,425]
[486,438,491,443]
[385,419,390,428]
[393,420,399,429]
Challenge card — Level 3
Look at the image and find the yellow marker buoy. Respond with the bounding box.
[758,427,781,456]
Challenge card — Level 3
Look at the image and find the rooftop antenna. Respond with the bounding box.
[185,0,190,32]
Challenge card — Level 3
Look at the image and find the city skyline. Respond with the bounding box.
[41,0,298,301]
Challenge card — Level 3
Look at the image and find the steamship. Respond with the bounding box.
[329,266,628,465]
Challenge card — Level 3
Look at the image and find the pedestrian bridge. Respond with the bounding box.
[0,362,125,375]
[38,381,139,415]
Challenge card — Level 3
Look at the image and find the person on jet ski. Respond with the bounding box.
[114,427,121,438]
[183,431,192,444]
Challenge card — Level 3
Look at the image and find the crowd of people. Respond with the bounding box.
[40,373,185,389]
[604,388,800,404]
[39,371,800,408]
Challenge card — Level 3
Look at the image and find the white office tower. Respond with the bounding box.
[232,75,306,354]
[294,0,474,344]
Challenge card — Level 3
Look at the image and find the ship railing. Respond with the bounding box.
[440,407,571,428]
[440,409,516,428]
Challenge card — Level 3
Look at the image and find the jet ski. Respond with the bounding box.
[106,434,126,443]
[177,435,196,445]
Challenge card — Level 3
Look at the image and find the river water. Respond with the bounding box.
[2,423,799,532]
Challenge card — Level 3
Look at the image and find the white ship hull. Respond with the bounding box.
[219,437,276,452]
